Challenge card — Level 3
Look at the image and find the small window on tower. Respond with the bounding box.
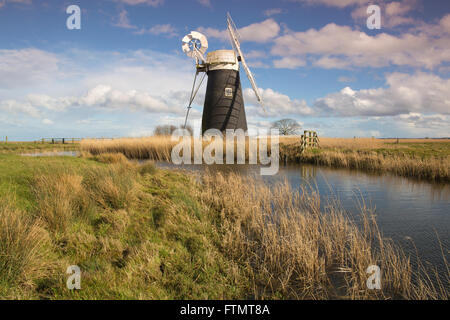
[224,87,233,97]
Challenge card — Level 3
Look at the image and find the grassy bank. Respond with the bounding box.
[279,138,450,183]
[0,153,448,299]
[81,137,450,182]
[0,153,245,299]
[0,141,79,155]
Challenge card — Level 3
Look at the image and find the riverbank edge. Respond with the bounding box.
[279,146,449,183]
[79,139,449,183]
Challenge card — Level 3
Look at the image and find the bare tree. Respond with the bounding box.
[271,119,301,135]
[153,124,194,136]
[153,125,177,136]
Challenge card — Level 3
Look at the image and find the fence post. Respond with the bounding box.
[5,136,7,144]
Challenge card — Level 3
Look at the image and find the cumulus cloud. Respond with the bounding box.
[2,83,197,117]
[271,20,450,69]
[0,48,205,127]
[244,87,314,117]
[396,113,449,129]
[351,0,418,28]
[79,84,179,113]
[314,72,450,117]
[0,99,40,118]
[273,56,306,69]
[198,18,280,43]
[0,49,60,88]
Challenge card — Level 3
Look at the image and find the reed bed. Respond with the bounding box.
[298,150,449,182]
[81,137,175,161]
[197,171,449,299]
[81,137,449,182]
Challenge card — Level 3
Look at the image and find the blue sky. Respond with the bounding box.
[0,0,449,140]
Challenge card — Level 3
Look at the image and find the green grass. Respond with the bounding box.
[0,142,79,154]
[0,154,94,211]
[373,142,450,159]
[0,154,246,299]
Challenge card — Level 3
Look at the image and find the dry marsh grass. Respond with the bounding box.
[82,137,175,161]
[299,150,449,182]
[0,198,54,296]
[81,137,450,182]
[197,172,449,299]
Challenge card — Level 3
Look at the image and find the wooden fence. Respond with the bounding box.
[300,130,319,152]
[39,138,82,144]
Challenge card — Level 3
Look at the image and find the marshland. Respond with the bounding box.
[0,137,448,299]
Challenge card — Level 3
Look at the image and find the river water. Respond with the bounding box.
[157,162,449,277]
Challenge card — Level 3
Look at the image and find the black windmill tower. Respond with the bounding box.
[182,13,265,135]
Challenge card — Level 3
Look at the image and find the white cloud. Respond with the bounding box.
[395,113,449,131]
[198,18,280,43]
[351,0,418,28]
[314,72,450,117]
[271,20,450,69]
[79,84,178,113]
[0,99,40,118]
[244,87,314,117]
[245,50,266,59]
[26,94,75,111]
[0,49,205,124]
[273,56,306,69]
[0,49,60,88]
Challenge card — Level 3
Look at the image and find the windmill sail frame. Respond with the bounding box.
[226,13,264,110]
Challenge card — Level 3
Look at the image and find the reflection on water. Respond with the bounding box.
[21,151,80,157]
[157,162,449,276]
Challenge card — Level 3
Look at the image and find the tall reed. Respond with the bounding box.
[196,171,449,299]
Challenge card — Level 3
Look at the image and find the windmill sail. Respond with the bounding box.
[227,13,264,110]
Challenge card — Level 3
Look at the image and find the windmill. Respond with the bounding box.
[182,13,264,135]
